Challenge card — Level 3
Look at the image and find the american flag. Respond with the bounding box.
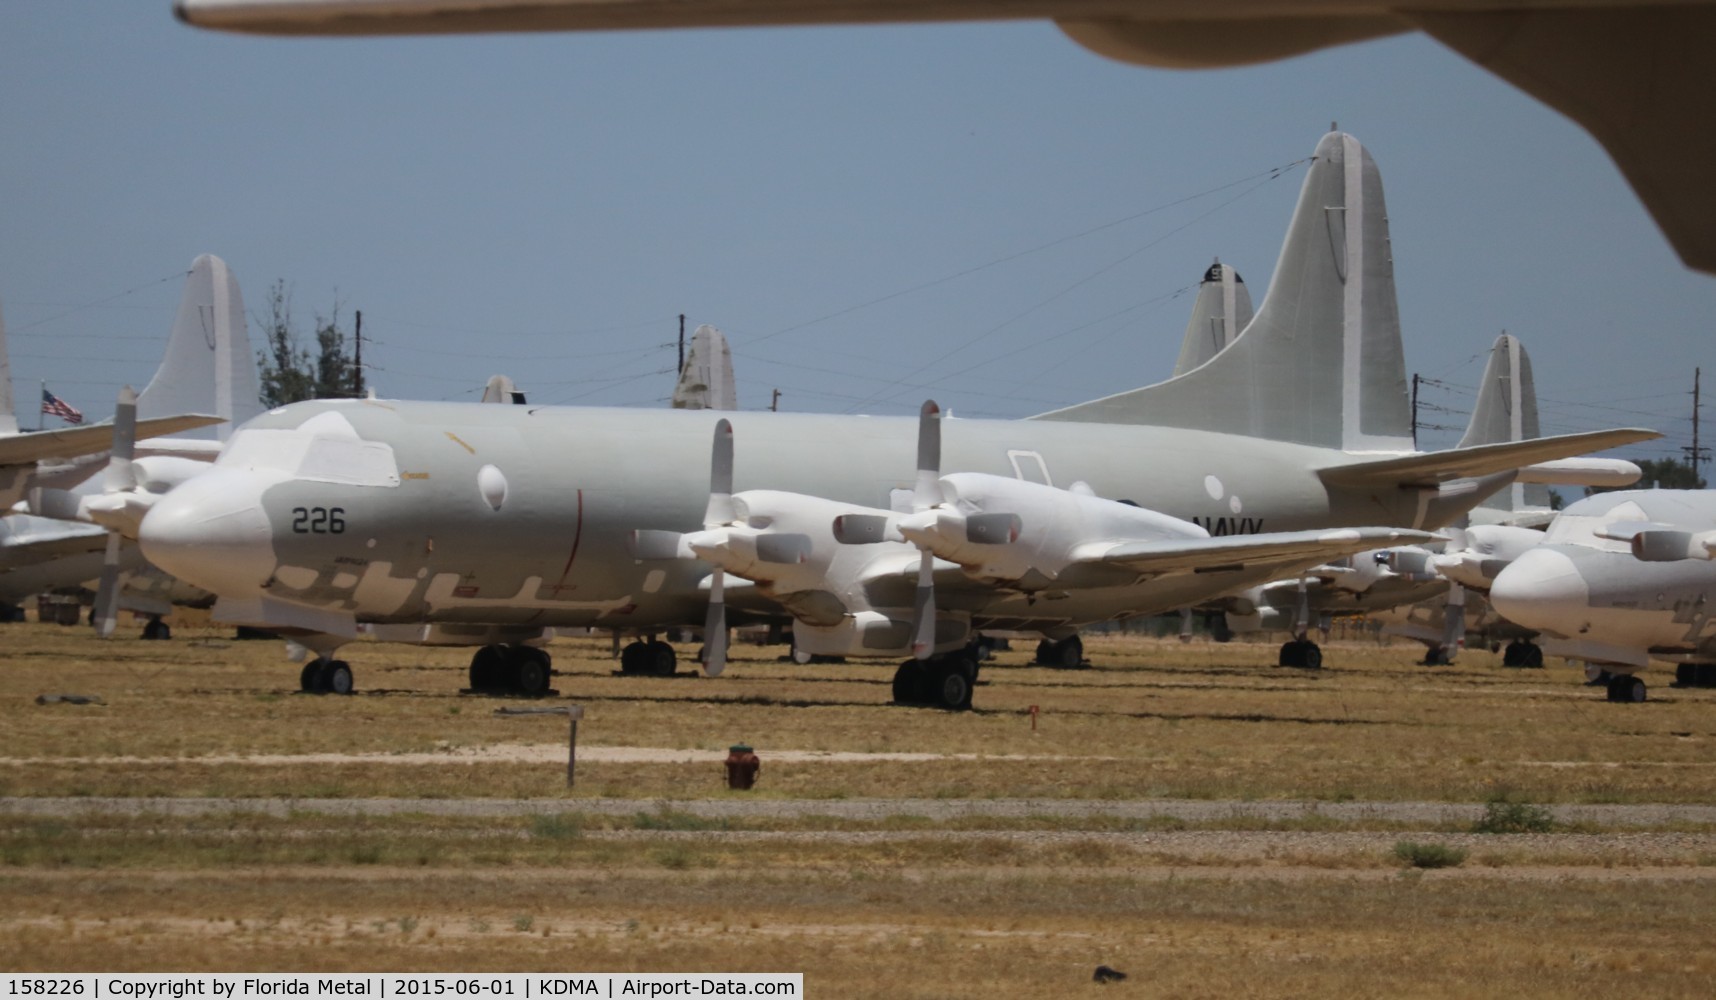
[41,388,84,425]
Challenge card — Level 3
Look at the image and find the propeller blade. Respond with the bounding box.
[703,418,736,529]
[1441,582,1467,655]
[913,400,943,512]
[104,386,139,495]
[702,567,727,677]
[910,548,935,660]
[93,531,123,638]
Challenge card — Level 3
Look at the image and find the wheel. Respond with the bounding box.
[1502,642,1522,667]
[469,645,505,689]
[1696,664,1716,688]
[514,647,552,697]
[1676,663,1697,687]
[1625,676,1648,702]
[1302,644,1323,670]
[1033,639,1055,665]
[932,658,975,711]
[1522,644,1544,669]
[141,617,170,641]
[1057,635,1084,669]
[647,640,677,675]
[891,661,926,705]
[299,660,325,693]
[1421,646,1447,667]
[1278,641,1302,668]
[619,640,649,674]
[324,660,354,695]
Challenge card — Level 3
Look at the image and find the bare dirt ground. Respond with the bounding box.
[3,624,1716,995]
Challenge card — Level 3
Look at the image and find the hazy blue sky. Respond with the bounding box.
[3,6,1712,467]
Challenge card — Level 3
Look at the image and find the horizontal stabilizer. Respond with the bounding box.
[1317,428,1659,490]
[1081,527,1435,578]
[0,414,225,468]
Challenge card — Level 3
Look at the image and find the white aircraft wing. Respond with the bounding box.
[0,516,109,569]
[0,415,224,468]
[1076,527,1435,578]
[1317,428,1660,490]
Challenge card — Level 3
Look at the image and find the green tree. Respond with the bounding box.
[255,281,360,406]
[1587,457,1707,496]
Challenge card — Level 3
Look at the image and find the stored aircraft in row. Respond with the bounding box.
[132,132,1657,707]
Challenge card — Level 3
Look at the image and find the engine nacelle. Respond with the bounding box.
[905,472,1205,589]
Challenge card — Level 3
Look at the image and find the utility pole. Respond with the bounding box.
[1686,366,1707,478]
[677,314,685,373]
[353,310,365,398]
[770,388,781,412]
[1410,373,1420,449]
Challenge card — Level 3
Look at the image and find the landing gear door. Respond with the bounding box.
[1007,450,1052,487]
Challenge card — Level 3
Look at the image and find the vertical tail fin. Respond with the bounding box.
[1171,259,1253,377]
[136,255,261,440]
[1461,333,1553,515]
[1035,132,1413,453]
[672,323,737,411]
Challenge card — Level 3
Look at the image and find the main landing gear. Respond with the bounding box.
[467,643,554,697]
[299,657,355,695]
[892,651,979,711]
[1278,636,1322,669]
[1502,640,1545,668]
[1604,673,1647,703]
[1033,634,1085,669]
[1674,663,1716,688]
[618,638,679,676]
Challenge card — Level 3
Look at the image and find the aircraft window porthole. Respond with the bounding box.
[478,464,509,511]
[1204,475,1224,501]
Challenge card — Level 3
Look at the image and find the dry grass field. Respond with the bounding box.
[3,619,1715,996]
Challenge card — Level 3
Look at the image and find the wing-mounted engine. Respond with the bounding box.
[630,418,967,672]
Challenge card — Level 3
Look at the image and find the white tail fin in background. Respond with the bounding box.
[1035,132,1413,454]
[1171,259,1253,377]
[1461,333,1553,516]
[672,324,737,411]
[136,255,261,440]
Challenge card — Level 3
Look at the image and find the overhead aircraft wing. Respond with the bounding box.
[1077,527,1435,578]
[0,518,109,570]
[173,1,1716,275]
[1316,428,1660,491]
[0,415,224,468]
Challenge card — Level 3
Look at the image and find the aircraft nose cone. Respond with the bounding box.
[139,469,278,597]
[1490,547,1590,632]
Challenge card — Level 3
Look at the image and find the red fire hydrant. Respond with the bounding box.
[724,744,760,790]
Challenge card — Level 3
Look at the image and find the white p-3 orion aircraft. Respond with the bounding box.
[134,132,1657,708]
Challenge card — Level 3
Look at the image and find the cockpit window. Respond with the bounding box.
[220,428,401,487]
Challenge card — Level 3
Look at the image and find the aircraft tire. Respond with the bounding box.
[619,641,648,674]
[1302,644,1323,670]
[933,665,973,711]
[647,640,677,676]
[514,648,551,697]
[891,662,926,705]
[1278,641,1302,668]
[470,645,505,689]
[1033,639,1055,665]
[1695,664,1716,687]
[299,661,325,694]
[325,660,355,696]
[1502,642,1522,667]
[1522,644,1544,669]
[1676,663,1697,687]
